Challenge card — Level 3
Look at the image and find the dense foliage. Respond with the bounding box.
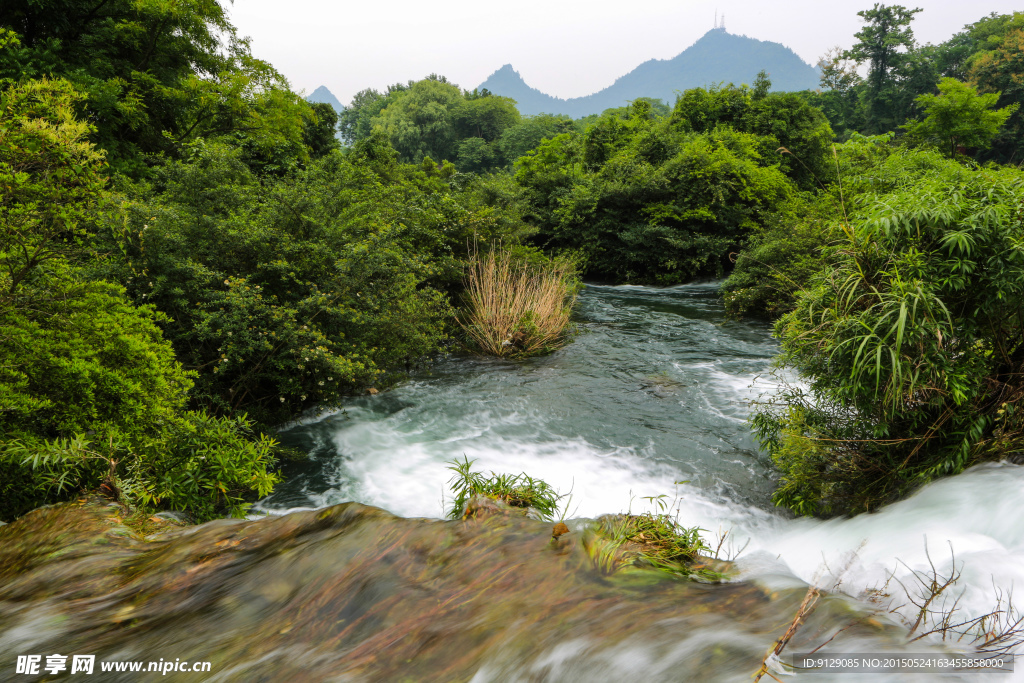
[0,79,280,521]
[753,150,1024,515]
[0,0,314,177]
[339,77,524,171]
[513,96,807,283]
[5,0,1024,526]
[101,143,465,424]
[0,6,544,522]
[806,8,1024,163]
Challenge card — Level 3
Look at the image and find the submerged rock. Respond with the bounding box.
[0,499,914,682]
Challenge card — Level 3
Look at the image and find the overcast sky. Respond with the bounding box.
[227,0,1021,107]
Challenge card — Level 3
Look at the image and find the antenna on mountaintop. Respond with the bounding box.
[721,13,725,30]
[714,9,717,29]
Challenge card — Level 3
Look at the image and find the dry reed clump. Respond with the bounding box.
[459,248,578,358]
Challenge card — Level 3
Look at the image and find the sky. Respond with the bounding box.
[227,0,1021,107]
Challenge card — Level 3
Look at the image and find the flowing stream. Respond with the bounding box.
[260,282,780,519]
[3,283,1023,682]
[259,282,1024,678]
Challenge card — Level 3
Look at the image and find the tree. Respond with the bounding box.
[373,78,464,163]
[818,46,861,93]
[0,78,281,524]
[302,102,340,159]
[0,0,310,175]
[844,4,923,131]
[516,114,794,284]
[497,114,575,165]
[903,78,1018,156]
[752,70,772,101]
[338,85,407,145]
[968,14,1024,162]
[0,79,105,300]
[452,95,520,142]
[671,83,835,190]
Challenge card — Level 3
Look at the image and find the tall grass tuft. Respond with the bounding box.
[459,247,579,358]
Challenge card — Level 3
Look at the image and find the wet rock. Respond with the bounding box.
[152,511,191,524]
[0,499,913,683]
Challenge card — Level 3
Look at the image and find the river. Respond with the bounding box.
[259,282,1024,679]
[3,283,1022,682]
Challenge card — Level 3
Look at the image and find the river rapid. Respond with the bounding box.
[260,282,1024,679]
[3,283,1023,683]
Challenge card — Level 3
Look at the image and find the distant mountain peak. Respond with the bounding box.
[478,32,819,117]
[307,85,343,112]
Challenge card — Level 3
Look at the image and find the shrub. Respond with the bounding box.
[516,117,795,284]
[755,150,1024,516]
[102,144,456,422]
[127,411,280,522]
[721,196,837,319]
[458,247,579,357]
[2,412,280,523]
[0,279,193,441]
[0,79,283,522]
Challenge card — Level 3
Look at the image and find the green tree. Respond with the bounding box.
[517,115,794,284]
[0,78,281,523]
[844,4,923,132]
[302,101,340,159]
[338,85,407,145]
[752,70,772,101]
[903,78,1018,156]
[497,114,576,165]
[0,78,105,299]
[452,94,520,141]
[0,0,310,175]
[671,83,835,190]
[373,78,464,163]
[968,13,1024,162]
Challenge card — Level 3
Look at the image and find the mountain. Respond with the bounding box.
[307,85,344,112]
[478,29,821,117]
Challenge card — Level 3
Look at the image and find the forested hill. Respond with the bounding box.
[307,85,344,111]
[478,28,821,116]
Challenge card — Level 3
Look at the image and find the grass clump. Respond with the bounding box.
[458,246,580,358]
[587,509,725,583]
[446,456,563,521]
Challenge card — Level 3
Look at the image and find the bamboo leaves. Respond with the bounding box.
[759,149,1024,516]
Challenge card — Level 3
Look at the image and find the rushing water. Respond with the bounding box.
[260,282,780,519]
[259,282,1024,678]
[3,284,1021,682]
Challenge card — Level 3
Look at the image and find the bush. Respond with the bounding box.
[101,144,458,423]
[458,247,579,357]
[0,279,193,441]
[755,150,1024,516]
[516,113,795,284]
[721,196,837,318]
[0,79,283,522]
[2,412,280,523]
[127,411,280,522]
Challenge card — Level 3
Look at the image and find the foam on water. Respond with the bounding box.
[258,283,1024,674]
